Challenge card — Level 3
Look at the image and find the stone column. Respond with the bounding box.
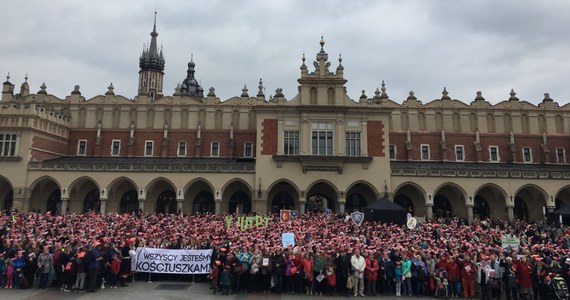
[466,204,474,225]
[215,191,222,214]
[138,198,145,211]
[61,198,70,214]
[338,192,346,213]
[425,204,433,220]
[99,198,107,214]
[215,200,222,214]
[176,199,183,212]
[507,205,514,221]
[298,196,306,213]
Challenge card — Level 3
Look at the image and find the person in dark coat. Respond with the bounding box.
[379,251,395,295]
[334,247,351,296]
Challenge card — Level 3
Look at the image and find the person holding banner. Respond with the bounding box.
[312,249,326,295]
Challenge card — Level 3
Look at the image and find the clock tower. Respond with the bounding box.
[137,11,165,100]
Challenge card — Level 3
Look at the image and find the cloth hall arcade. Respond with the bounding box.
[1,17,570,224]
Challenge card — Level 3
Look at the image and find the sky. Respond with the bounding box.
[1,0,569,105]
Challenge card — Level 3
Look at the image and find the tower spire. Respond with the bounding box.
[149,11,159,57]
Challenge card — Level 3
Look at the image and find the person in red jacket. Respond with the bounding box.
[516,256,534,299]
[447,255,461,297]
[109,253,121,289]
[461,253,476,299]
[365,252,379,296]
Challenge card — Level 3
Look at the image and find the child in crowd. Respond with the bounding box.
[394,261,403,297]
[109,253,121,288]
[5,259,14,289]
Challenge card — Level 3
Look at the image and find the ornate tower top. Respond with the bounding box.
[180,53,204,97]
[139,11,165,72]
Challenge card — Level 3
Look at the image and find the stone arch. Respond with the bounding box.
[145,177,176,214]
[106,176,140,213]
[473,183,509,220]
[433,183,468,219]
[68,176,101,213]
[306,180,339,212]
[514,184,549,222]
[184,178,215,214]
[0,176,14,211]
[555,185,570,206]
[393,182,427,217]
[267,180,301,213]
[29,176,62,214]
[345,181,378,213]
[222,179,253,214]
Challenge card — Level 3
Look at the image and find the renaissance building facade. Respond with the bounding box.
[1,17,569,224]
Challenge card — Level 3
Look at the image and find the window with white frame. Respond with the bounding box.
[111,140,121,156]
[389,144,396,160]
[421,144,430,160]
[284,131,299,155]
[0,134,18,157]
[178,141,187,157]
[522,147,532,163]
[311,123,334,155]
[211,142,220,157]
[244,142,253,158]
[345,132,361,156]
[556,148,566,163]
[489,146,499,162]
[455,145,464,161]
[77,140,87,156]
[144,140,154,157]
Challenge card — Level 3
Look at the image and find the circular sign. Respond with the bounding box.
[406,217,417,229]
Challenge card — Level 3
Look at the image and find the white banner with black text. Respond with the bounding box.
[135,248,212,274]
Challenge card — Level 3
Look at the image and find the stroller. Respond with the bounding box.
[434,268,449,299]
[550,274,569,300]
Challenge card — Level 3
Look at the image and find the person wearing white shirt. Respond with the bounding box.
[351,249,366,297]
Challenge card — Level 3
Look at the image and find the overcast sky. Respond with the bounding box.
[1,0,569,105]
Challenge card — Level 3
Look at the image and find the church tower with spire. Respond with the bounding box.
[138,11,165,100]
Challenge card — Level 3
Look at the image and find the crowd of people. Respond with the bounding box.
[1,208,569,299]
